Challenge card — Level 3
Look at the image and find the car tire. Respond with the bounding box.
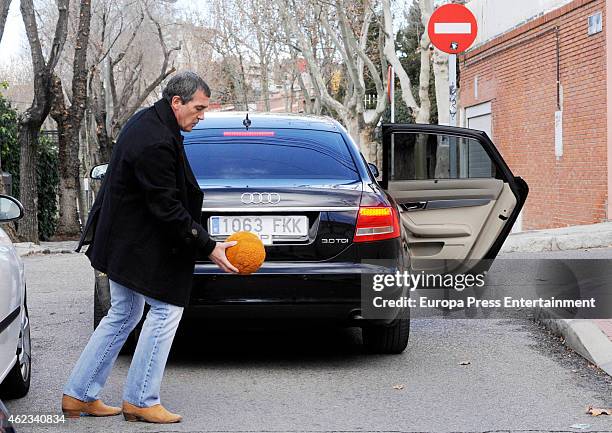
[93,272,142,356]
[362,319,410,354]
[1,288,31,399]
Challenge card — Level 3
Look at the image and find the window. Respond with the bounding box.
[388,133,496,181]
[183,129,359,182]
[588,12,602,36]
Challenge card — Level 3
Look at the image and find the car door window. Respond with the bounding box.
[389,132,496,181]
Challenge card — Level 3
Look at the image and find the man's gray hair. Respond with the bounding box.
[162,71,211,104]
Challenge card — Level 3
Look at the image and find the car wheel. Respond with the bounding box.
[93,272,141,356]
[362,319,410,354]
[1,290,31,399]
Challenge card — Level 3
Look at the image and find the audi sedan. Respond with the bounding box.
[91,113,527,354]
[0,195,31,399]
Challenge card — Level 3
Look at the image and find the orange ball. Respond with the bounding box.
[225,231,266,275]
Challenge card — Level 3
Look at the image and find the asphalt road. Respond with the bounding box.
[4,251,612,433]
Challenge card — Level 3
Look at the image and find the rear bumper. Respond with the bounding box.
[186,261,405,325]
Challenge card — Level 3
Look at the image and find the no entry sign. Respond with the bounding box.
[427,4,478,54]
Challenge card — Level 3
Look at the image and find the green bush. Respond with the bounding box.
[0,91,59,240]
[36,136,59,240]
[0,86,19,182]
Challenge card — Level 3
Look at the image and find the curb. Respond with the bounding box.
[501,222,612,253]
[535,307,612,377]
[13,241,79,257]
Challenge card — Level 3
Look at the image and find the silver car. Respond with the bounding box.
[0,195,30,399]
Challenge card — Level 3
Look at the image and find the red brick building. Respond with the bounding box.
[459,0,608,231]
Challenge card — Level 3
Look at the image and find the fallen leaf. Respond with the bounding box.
[586,405,612,416]
[392,384,404,390]
[459,361,471,366]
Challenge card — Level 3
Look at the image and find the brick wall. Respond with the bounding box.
[459,0,607,230]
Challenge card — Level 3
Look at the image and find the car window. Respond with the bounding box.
[388,132,496,180]
[183,129,359,181]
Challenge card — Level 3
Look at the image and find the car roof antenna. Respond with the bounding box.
[243,112,251,130]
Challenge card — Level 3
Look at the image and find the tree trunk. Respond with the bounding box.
[56,174,80,236]
[18,0,69,243]
[77,119,90,221]
[260,58,270,111]
[413,0,432,180]
[346,115,361,149]
[296,70,312,113]
[51,82,82,238]
[433,49,449,125]
[0,0,11,43]
[358,124,380,169]
[55,132,81,237]
[283,77,290,112]
[16,124,39,242]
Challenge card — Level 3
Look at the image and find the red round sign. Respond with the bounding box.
[427,4,478,54]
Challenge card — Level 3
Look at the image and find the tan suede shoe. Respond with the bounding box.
[61,394,122,418]
[122,401,182,423]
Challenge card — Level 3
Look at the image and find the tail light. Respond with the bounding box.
[353,206,401,243]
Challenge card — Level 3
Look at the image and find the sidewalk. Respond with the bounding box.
[501,221,612,252]
[14,240,79,257]
[13,221,612,376]
[503,222,612,376]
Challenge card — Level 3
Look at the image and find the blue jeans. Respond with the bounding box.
[63,279,184,407]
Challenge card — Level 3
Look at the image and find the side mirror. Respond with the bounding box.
[0,195,24,223]
[368,162,380,179]
[90,164,108,180]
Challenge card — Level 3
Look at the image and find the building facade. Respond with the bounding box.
[459,0,608,230]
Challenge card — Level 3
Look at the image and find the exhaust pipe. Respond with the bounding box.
[349,309,364,322]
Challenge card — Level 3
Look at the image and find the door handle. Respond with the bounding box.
[400,201,427,211]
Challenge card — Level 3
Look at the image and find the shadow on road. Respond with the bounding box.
[164,320,367,365]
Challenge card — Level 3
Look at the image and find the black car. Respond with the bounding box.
[91,113,528,354]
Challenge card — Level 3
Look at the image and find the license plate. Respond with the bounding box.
[208,215,308,245]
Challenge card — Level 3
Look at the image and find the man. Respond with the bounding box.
[61,72,238,423]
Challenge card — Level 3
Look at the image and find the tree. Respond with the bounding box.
[50,0,91,238]
[383,0,432,125]
[1,88,60,241]
[278,0,388,166]
[87,1,179,161]
[17,0,69,243]
[201,0,253,110]
[382,0,439,178]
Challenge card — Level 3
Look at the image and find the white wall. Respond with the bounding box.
[465,0,573,46]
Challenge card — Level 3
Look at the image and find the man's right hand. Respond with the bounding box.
[208,241,239,273]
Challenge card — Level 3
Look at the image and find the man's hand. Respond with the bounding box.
[208,241,239,273]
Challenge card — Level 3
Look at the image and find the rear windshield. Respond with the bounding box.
[183,129,359,180]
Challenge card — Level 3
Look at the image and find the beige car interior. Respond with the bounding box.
[388,178,517,273]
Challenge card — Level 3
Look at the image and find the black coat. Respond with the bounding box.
[76,99,217,307]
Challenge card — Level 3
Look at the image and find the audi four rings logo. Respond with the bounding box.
[241,192,281,205]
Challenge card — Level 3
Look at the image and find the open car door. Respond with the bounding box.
[381,124,528,274]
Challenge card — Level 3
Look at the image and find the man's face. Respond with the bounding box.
[171,89,210,132]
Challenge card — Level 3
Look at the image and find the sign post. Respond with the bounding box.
[449,54,457,126]
[427,3,478,127]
